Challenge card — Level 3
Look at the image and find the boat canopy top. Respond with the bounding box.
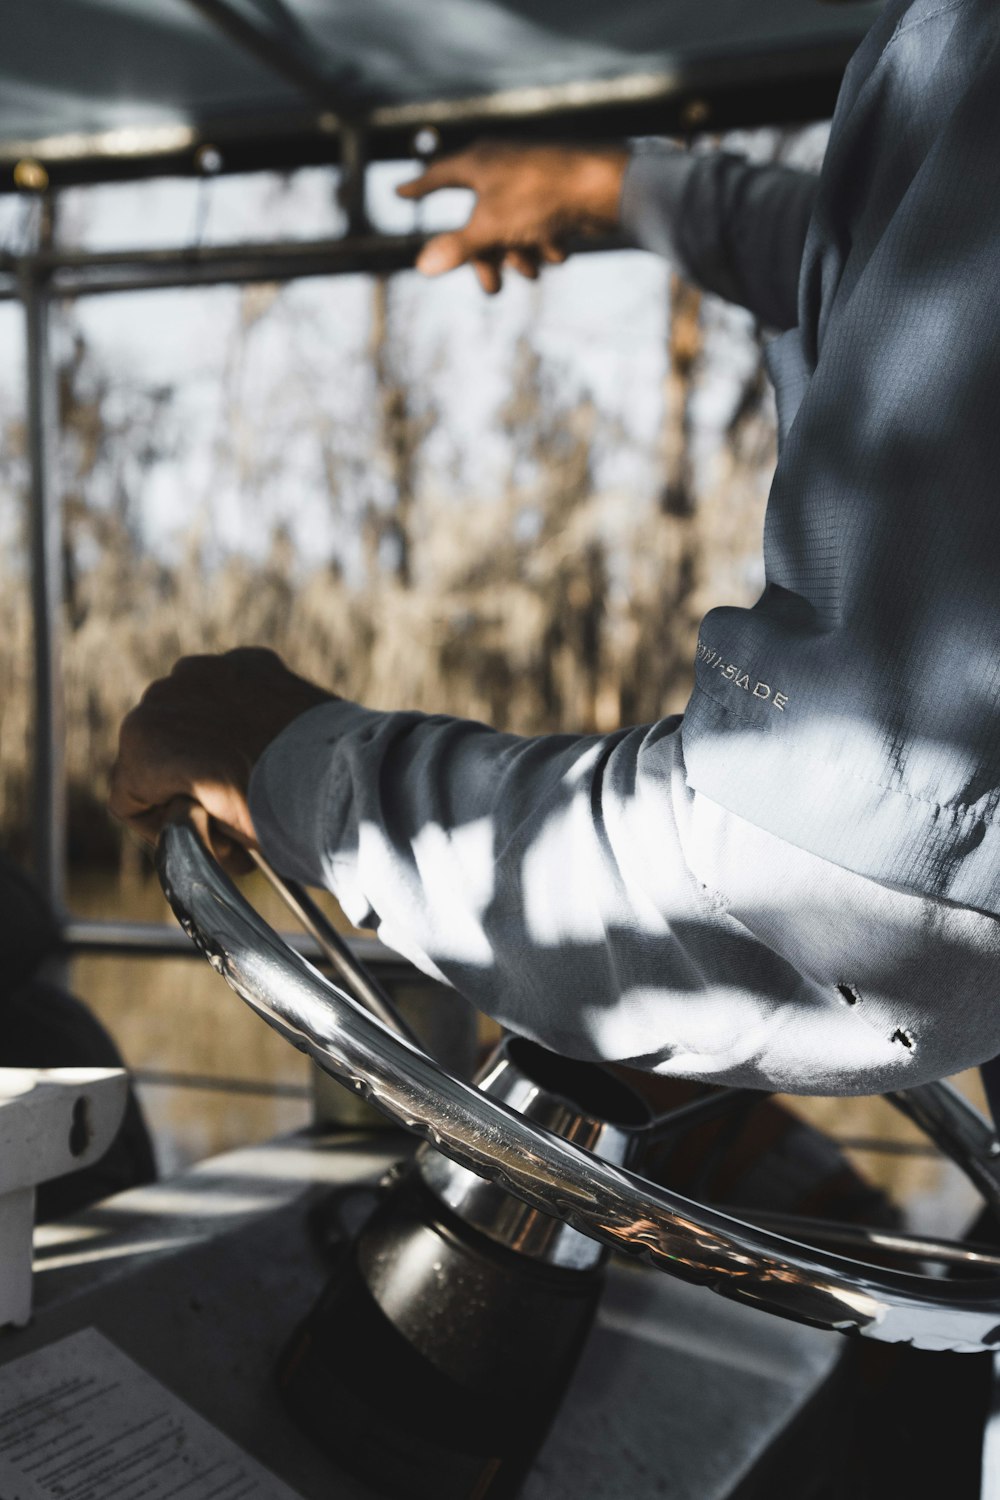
[5,0,882,188]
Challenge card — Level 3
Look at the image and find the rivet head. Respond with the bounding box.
[680,98,712,131]
[195,144,223,175]
[412,126,441,158]
[13,158,49,192]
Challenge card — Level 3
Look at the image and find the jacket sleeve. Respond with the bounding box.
[247,699,959,1096]
[620,140,819,331]
[249,700,716,1068]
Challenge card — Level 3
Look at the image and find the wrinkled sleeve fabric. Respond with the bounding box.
[680,6,1000,919]
[250,699,650,1016]
[249,701,752,1071]
[248,700,1000,1095]
[620,140,819,331]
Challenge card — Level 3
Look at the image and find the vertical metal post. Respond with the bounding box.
[23,254,67,918]
[981,1357,1000,1500]
[338,122,371,237]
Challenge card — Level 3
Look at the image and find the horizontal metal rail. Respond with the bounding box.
[366,39,856,134]
[62,916,415,980]
[0,38,859,189]
[26,232,427,273]
[0,229,625,301]
[836,1137,939,1159]
[132,1067,311,1099]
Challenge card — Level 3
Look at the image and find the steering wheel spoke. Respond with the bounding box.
[641,1087,768,1148]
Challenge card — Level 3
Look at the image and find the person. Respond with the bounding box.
[110,0,1000,1100]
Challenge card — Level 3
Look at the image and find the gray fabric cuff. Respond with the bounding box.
[619,138,698,272]
[248,698,379,888]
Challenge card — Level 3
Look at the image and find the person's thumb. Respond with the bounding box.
[162,796,255,877]
[415,231,472,277]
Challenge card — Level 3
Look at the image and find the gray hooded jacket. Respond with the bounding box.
[637,0,1000,915]
[250,0,1000,1089]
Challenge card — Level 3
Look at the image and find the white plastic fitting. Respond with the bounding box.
[0,1067,128,1328]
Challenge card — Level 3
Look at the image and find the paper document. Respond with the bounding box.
[0,1327,302,1499]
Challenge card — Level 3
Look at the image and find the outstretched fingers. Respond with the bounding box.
[396,155,475,200]
[416,235,543,291]
[415,231,475,277]
[504,248,539,280]
[473,255,503,295]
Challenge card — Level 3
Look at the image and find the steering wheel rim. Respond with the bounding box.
[157,810,1000,1354]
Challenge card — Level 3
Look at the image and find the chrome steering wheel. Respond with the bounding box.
[157,810,1000,1354]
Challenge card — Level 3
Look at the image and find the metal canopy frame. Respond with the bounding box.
[0,59,849,192]
[3,0,850,971]
[0,0,864,193]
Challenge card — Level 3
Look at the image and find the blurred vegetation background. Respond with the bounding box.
[0,240,777,873]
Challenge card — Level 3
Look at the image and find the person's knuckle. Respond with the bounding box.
[435,235,467,268]
[170,653,211,679]
[118,704,147,744]
[226,645,282,668]
[138,676,172,708]
[107,754,143,818]
[464,222,493,254]
[107,762,124,809]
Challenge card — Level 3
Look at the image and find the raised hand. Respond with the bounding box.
[109,648,334,870]
[397,141,628,294]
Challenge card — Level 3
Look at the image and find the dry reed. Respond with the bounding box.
[0,274,775,870]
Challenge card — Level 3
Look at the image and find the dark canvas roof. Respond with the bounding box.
[4,0,884,186]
